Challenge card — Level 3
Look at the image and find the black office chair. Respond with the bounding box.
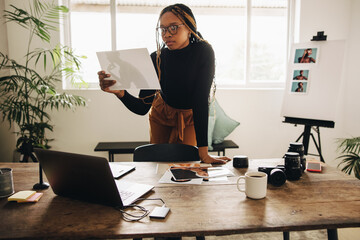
[133,143,200,162]
[133,143,204,240]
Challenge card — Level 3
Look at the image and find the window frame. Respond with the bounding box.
[61,0,294,90]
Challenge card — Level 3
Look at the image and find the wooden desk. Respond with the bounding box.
[1,160,359,239]
[94,140,239,161]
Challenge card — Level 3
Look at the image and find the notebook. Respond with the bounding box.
[34,149,154,208]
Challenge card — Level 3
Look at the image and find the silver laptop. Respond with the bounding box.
[34,149,154,208]
[110,163,135,179]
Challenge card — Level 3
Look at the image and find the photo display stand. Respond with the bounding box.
[281,33,345,162]
[283,117,334,162]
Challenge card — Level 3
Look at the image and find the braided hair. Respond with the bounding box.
[155,4,216,102]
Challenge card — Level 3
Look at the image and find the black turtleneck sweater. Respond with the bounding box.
[120,41,215,147]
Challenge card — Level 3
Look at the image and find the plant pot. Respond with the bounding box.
[0,168,14,198]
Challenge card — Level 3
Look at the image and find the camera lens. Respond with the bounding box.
[285,152,301,168]
[288,142,304,155]
[269,168,286,187]
[284,152,302,180]
[300,157,306,172]
[288,142,306,172]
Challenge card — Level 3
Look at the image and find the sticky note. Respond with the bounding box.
[18,192,43,203]
[8,191,36,202]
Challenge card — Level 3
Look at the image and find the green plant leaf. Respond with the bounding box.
[337,151,360,180]
[337,137,360,154]
[0,0,86,150]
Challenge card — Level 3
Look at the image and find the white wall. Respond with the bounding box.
[0,0,16,162]
[343,0,360,135]
[1,0,359,166]
[298,0,352,42]
[0,1,8,66]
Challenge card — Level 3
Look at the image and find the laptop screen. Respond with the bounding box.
[35,149,123,207]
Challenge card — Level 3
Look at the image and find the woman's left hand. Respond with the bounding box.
[201,154,231,164]
[198,146,231,164]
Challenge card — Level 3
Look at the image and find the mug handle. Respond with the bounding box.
[237,176,246,192]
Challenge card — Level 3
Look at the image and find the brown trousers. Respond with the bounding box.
[149,93,197,146]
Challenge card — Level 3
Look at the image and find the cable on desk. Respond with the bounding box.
[116,198,166,221]
[136,197,165,204]
[117,204,149,221]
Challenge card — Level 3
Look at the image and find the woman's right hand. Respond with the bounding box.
[98,71,125,98]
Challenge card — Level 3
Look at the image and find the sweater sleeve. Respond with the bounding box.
[192,44,215,147]
[119,90,156,115]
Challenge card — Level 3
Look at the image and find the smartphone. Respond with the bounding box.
[306,162,322,172]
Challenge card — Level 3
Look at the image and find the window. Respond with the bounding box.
[63,0,290,89]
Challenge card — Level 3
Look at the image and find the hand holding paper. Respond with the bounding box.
[98,71,125,97]
[96,48,160,90]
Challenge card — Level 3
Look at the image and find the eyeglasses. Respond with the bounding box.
[156,24,184,36]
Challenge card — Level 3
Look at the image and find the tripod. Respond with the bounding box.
[283,117,335,163]
[296,125,324,162]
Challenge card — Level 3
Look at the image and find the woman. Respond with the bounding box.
[98,4,230,164]
[293,70,308,80]
[298,48,316,63]
[295,82,304,92]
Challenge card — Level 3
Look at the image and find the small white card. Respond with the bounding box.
[96,48,160,90]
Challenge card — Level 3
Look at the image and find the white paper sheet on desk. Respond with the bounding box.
[207,167,234,178]
[208,176,229,182]
[96,48,160,90]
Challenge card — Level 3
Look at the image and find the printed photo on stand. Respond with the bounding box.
[293,70,309,80]
[291,81,308,94]
[294,48,318,64]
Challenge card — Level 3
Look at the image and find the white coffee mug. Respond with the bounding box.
[237,171,268,199]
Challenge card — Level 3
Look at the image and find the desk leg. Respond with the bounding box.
[108,152,114,162]
[216,150,225,156]
[283,231,290,240]
[327,229,338,240]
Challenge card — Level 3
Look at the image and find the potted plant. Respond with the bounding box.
[337,136,360,179]
[0,0,86,162]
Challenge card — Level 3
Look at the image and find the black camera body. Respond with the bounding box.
[260,145,304,187]
[258,165,287,187]
[258,152,302,186]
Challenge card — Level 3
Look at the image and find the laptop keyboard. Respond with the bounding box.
[119,189,135,201]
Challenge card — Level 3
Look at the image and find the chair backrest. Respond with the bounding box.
[133,143,200,162]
